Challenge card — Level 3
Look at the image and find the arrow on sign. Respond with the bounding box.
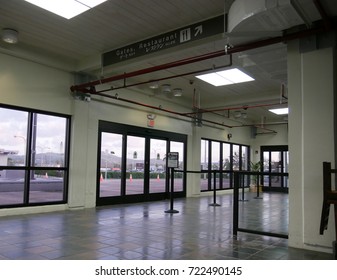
[194,25,203,37]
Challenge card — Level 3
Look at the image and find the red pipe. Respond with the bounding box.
[182,102,288,116]
[94,91,233,128]
[95,55,232,94]
[70,50,227,92]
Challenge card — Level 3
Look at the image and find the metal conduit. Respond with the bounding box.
[93,91,234,128]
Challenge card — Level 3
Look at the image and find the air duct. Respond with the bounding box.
[226,0,305,38]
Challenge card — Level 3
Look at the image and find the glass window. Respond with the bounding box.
[0,106,69,207]
[0,108,28,166]
[232,144,240,170]
[32,113,67,167]
[222,143,231,189]
[200,138,250,192]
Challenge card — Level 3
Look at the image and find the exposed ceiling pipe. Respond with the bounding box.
[95,55,232,94]
[71,51,229,93]
[181,102,288,116]
[94,91,233,128]
[70,17,333,94]
[93,90,285,132]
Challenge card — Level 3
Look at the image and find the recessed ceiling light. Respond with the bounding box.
[269,108,289,115]
[173,88,183,97]
[1,28,19,44]
[24,0,107,19]
[196,68,254,86]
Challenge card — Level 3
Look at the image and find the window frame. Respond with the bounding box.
[200,137,250,192]
[0,103,71,208]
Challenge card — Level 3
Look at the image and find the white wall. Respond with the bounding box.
[288,42,335,252]
[0,53,73,113]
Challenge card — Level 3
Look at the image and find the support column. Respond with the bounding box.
[288,38,336,252]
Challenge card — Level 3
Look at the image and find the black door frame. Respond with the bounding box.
[260,145,289,193]
[96,121,187,206]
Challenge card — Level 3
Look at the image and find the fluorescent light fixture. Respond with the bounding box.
[24,0,107,19]
[269,108,289,115]
[196,68,254,86]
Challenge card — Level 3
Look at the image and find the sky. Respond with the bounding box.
[0,107,66,155]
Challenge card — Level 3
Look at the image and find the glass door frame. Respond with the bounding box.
[260,145,289,192]
[96,121,187,206]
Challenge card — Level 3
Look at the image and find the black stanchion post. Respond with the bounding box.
[209,170,221,207]
[233,172,239,236]
[240,172,248,202]
[165,168,179,214]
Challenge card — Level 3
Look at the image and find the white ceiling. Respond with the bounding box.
[1,0,336,126]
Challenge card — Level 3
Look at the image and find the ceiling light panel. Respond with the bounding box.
[196,73,233,86]
[24,0,107,19]
[196,68,254,87]
[217,68,254,83]
[269,108,289,115]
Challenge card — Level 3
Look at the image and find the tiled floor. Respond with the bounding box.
[0,192,333,260]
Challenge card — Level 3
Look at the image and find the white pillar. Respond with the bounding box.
[288,40,335,252]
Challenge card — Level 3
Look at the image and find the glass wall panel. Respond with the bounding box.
[232,144,240,170]
[211,141,220,189]
[170,141,184,192]
[241,146,249,170]
[283,151,289,188]
[222,143,231,189]
[263,151,270,186]
[0,170,25,205]
[149,139,167,194]
[200,139,250,192]
[0,108,28,166]
[29,170,64,203]
[271,151,282,187]
[99,132,123,197]
[200,139,209,191]
[32,114,67,167]
[126,136,145,195]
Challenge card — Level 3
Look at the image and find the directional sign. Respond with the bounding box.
[102,15,224,66]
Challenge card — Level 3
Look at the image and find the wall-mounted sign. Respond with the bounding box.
[167,152,179,168]
[102,15,224,66]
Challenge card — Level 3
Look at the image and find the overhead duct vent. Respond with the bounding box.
[226,0,305,38]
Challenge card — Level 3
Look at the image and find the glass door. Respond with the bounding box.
[99,132,123,198]
[97,121,186,205]
[261,145,289,192]
[126,135,145,195]
[170,141,184,192]
[149,138,167,194]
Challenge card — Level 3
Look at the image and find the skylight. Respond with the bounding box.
[24,0,107,19]
[196,68,254,86]
[269,108,289,115]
